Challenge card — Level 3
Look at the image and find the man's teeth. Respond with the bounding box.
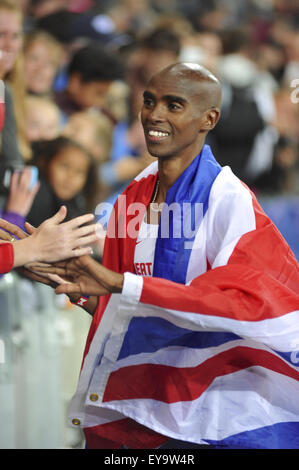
[149,130,168,137]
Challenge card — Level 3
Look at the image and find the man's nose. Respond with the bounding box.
[148,103,166,122]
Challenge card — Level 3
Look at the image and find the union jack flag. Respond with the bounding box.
[69,146,299,449]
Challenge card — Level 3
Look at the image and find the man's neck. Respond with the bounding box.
[156,143,205,201]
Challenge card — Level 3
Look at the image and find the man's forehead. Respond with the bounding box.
[146,74,210,102]
[146,63,222,107]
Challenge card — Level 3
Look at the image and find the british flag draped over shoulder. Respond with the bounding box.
[69,145,299,449]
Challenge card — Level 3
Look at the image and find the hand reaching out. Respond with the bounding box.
[33,255,124,297]
[6,167,40,217]
[0,206,99,268]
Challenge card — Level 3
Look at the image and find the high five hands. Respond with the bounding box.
[0,205,124,302]
[33,255,124,297]
[0,205,99,268]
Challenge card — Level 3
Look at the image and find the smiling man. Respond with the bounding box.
[38,63,299,450]
[142,63,221,160]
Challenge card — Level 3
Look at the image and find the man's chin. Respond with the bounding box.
[147,147,174,160]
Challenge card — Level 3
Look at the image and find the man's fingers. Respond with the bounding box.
[48,273,69,285]
[55,283,81,296]
[31,265,67,275]
[17,267,56,287]
[25,261,52,269]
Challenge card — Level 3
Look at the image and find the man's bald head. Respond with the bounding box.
[149,62,222,112]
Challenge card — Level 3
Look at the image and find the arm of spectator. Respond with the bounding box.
[5,167,40,218]
[0,206,98,268]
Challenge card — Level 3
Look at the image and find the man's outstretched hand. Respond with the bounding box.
[34,255,124,297]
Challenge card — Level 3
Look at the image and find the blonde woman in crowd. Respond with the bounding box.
[23,29,64,97]
[0,0,32,162]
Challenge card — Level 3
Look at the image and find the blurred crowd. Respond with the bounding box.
[0,0,298,251]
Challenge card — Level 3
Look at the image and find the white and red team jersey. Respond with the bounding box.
[134,216,159,277]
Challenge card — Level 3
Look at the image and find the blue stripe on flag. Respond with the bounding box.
[206,421,299,449]
[118,316,240,360]
[153,145,221,284]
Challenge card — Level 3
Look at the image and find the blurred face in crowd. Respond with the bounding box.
[62,112,103,161]
[24,40,59,94]
[0,8,23,75]
[63,112,96,150]
[47,145,90,201]
[25,99,60,142]
[68,73,111,109]
[31,0,68,18]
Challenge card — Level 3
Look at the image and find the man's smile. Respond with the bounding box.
[146,128,170,142]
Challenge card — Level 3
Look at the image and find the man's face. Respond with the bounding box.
[141,72,205,160]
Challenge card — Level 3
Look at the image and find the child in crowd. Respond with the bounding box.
[25,95,61,143]
[26,136,100,228]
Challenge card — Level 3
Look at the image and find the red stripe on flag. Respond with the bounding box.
[141,265,299,321]
[141,191,299,321]
[103,346,299,403]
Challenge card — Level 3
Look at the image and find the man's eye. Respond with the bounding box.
[169,103,181,111]
[143,99,154,107]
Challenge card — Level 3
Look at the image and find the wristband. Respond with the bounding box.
[71,295,90,307]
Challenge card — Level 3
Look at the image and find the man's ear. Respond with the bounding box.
[200,108,221,132]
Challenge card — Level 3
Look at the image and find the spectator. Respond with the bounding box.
[27,136,100,227]
[106,0,158,37]
[254,136,299,194]
[53,42,125,123]
[25,95,61,143]
[128,27,181,119]
[62,109,113,165]
[209,28,277,185]
[0,0,32,162]
[23,29,64,97]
